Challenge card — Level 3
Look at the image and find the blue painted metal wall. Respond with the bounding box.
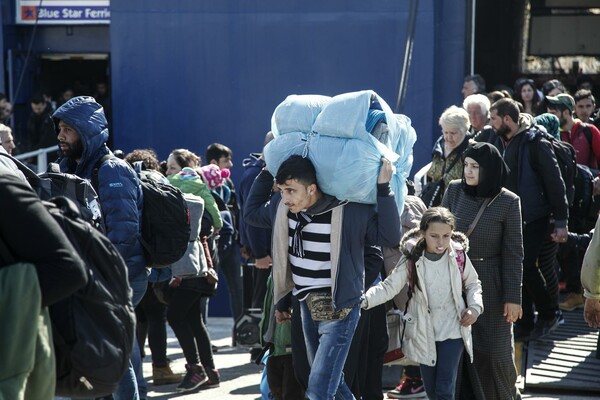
[110,0,467,174]
[109,0,467,316]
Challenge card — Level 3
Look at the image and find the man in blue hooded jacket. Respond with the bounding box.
[53,96,147,400]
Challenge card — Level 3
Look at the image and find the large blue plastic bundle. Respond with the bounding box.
[264,132,387,204]
[389,114,418,208]
[271,94,331,137]
[264,90,417,214]
[262,132,306,174]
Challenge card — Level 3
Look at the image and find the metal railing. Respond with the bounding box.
[14,145,59,173]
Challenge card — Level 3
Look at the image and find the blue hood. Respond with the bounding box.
[53,96,110,177]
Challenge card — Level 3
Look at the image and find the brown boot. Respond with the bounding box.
[152,364,183,386]
[559,292,585,312]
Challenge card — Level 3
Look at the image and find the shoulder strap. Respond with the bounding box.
[91,154,116,194]
[132,161,144,174]
[581,124,595,166]
[465,198,491,237]
[403,257,416,315]
[582,123,593,146]
[442,151,462,178]
[0,152,42,184]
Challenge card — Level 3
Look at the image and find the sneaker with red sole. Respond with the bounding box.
[387,377,427,399]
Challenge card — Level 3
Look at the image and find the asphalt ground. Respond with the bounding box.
[143,317,598,399]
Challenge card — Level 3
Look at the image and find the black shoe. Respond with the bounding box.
[513,324,532,342]
[199,368,220,389]
[530,313,560,340]
[176,364,208,392]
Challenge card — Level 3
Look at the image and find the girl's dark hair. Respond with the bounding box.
[418,207,456,232]
[407,207,456,290]
[514,78,541,112]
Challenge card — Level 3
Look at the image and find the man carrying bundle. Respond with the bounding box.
[245,154,400,400]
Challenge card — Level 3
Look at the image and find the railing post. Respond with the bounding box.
[15,145,58,173]
[38,151,48,173]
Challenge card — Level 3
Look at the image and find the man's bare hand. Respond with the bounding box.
[240,246,251,259]
[275,310,292,324]
[378,158,393,184]
[584,298,600,328]
[255,255,272,270]
[550,227,568,244]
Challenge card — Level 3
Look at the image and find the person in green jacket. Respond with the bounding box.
[166,149,223,230]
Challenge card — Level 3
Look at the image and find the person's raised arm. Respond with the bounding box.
[367,158,401,247]
[244,168,278,229]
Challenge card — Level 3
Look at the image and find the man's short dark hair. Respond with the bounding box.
[464,74,486,93]
[574,89,595,105]
[30,93,45,105]
[541,79,566,96]
[205,143,232,163]
[275,155,317,187]
[490,98,519,123]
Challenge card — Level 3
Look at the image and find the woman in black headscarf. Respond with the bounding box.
[442,142,524,400]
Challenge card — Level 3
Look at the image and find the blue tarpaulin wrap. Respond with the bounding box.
[265,90,417,214]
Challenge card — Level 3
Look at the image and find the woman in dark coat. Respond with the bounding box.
[442,142,524,400]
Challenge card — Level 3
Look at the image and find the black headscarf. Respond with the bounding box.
[461,142,510,198]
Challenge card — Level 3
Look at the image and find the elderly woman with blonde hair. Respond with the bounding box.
[421,105,470,207]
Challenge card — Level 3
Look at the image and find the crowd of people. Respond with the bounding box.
[2,72,600,400]
[0,82,110,158]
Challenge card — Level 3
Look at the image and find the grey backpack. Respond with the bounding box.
[170,193,207,277]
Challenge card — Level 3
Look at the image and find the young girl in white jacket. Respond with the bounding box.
[363,207,483,400]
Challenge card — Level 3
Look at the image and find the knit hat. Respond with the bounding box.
[534,113,561,140]
[200,164,230,189]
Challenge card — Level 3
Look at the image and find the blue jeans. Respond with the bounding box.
[419,338,464,400]
[114,273,148,400]
[300,300,360,400]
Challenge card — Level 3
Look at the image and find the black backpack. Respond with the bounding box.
[93,155,191,267]
[571,164,600,233]
[45,197,135,397]
[530,128,577,207]
[0,153,103,230]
